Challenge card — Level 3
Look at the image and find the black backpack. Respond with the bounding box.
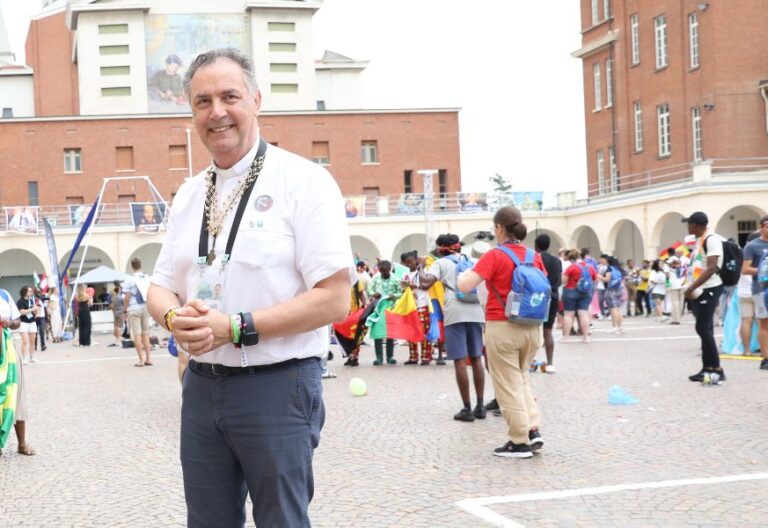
[704,235,742,287]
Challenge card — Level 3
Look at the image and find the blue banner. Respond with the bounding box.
[60,195,100,284]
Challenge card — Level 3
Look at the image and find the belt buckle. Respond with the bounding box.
[211,364,221,376]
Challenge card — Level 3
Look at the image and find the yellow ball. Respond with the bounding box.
[349,377,367,396]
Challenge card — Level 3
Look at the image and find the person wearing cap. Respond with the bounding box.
[683,211,726,383]
[741,214,768,370]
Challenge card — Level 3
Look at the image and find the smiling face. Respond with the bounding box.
[189,58,261,169]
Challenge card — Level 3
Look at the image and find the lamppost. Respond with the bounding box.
[418,169,438,254]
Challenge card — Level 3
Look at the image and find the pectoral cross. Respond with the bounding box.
[207,249,216,266]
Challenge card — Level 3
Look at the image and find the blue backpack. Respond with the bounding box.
[757,250,768,290]
[607,266,623,289]
[576,265,593,294]
[492,246,551,325]
[445,254,480,303]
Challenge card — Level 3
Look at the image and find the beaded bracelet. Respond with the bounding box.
[230,314,242,348]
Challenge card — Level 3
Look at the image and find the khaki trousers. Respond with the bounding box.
[669,289,685,323]
[484,321,542,445]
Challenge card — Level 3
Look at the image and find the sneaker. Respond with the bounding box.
[454,408,475,422]
[542,364,556,374]
[473,404,487,419]
[420,360,431,366]
[760,359,768,371]
[493,441,533,459]
[107,343,119,347]
[321,371,337,379]
[436,358,446,365]
[404,359,418,365]
[485,398,499,411]
[344,357,359,367]
[29,358,38,363]
[689,370,706,382]
[529,429,544,451]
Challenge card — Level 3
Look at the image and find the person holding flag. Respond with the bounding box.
[365,261,403,365]
[401,250,433,365]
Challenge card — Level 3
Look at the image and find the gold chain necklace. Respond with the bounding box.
[204,155,265,238]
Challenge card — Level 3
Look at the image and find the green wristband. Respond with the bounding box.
[230,315,241,345]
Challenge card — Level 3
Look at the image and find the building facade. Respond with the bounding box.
[573,0,768,196]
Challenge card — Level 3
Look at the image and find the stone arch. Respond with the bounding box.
[350,235,381,266]
[650,211,686,252]
[391,233,428,263]
[59,246,115,281]
[126,243,163,274]
[522,226,566,251]
[715,205,767,247]
[0,249,47,297]
[569,225,601,254]
[607,219,645,262]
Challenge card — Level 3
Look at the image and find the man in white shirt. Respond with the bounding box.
[123,258,152,366]
[683,212,725,383]
[147,48,352,527]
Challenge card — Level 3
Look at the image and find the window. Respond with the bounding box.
[270,63,297,73]
[593,63,602,110]
[608,146,618,192]
[657,103,671,157]
[438,169,447,194]
[691,107,703,161]
[271,83,298,93]
[316,100,326,111]
[115,146,134,171]
[269,42,296,52]
[361,141,378,164]
[98,24,128,34]
[99,45,129,55]
[603,0,611,20]
[596,150,605,194]
[117,194,136,203]
[689,13,700,68]
[404,170,413,193]
[605,59,613,107]
[633,101,644,152]
[2,107,12,118]
[654,15,668,69]
[28,182,39,206]
[100,66,130,76]
[630,14,640,65]
[591,0,600,25]
[312,141,330,165]
[101,87,131,96]
[65,196,84,205]
[268,22,295,31]
[64,148,82,173]
[169,145,187,169]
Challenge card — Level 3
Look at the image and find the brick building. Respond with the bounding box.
[0,0,461,207]
[573,0,768,196]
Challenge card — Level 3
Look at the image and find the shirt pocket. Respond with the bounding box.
[232,228,294,269]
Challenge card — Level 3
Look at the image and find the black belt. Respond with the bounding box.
[189,357,319,377]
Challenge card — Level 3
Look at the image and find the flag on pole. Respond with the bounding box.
[32,272,47,292]
[60,195,100,284]
[366,289,425,342]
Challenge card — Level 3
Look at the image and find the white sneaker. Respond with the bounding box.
[29,358,38,363]
[22,357,29,364]
[542,365,556,374]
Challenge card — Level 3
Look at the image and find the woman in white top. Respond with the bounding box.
[648,259,668,321]
[666,257,687,325]
[48,287,62,343]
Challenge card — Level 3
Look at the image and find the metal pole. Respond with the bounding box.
[418,169,438,254]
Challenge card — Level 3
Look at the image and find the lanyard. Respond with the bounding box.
[198,139,267,266]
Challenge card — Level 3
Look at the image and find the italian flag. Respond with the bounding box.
[366,289,425,343]
[33,272,48,293]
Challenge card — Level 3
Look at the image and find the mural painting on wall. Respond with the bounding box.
[68,204,102,226]
[145,14,251,113]
[457,192,489,213]
[397,193,425,214]
[131,202,167,233]
[511,192,544,212]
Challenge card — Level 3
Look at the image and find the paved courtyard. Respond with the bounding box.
[2,315,767,527]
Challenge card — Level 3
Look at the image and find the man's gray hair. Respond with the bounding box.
[182,48,259,99]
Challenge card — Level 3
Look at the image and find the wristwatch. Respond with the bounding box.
[239,311,259,346]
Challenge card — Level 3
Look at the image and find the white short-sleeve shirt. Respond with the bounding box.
[0,289,21,321]
[151,140,355,366]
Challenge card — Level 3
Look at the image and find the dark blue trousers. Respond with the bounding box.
[181,358,324,528]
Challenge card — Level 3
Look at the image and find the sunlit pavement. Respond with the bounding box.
[2,315,767,527]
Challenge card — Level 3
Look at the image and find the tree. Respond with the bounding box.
[489,173,512,194]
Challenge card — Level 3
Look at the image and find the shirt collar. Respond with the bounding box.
[211,135,261,180]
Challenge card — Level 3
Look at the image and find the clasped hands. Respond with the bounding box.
[171,299,233,356]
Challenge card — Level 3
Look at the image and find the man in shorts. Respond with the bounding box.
[420,234,486,421]
[741,215,768,370]
[123,258,152,366]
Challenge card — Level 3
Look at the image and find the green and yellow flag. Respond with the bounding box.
[0,328,19,447]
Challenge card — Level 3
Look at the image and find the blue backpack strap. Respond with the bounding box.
[495,245,522,267]
[523,248,535,265]
[0,289,10,304]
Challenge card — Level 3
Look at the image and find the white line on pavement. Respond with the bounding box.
[456,472,768,528]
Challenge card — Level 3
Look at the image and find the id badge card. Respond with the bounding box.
[195,260,226,312]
